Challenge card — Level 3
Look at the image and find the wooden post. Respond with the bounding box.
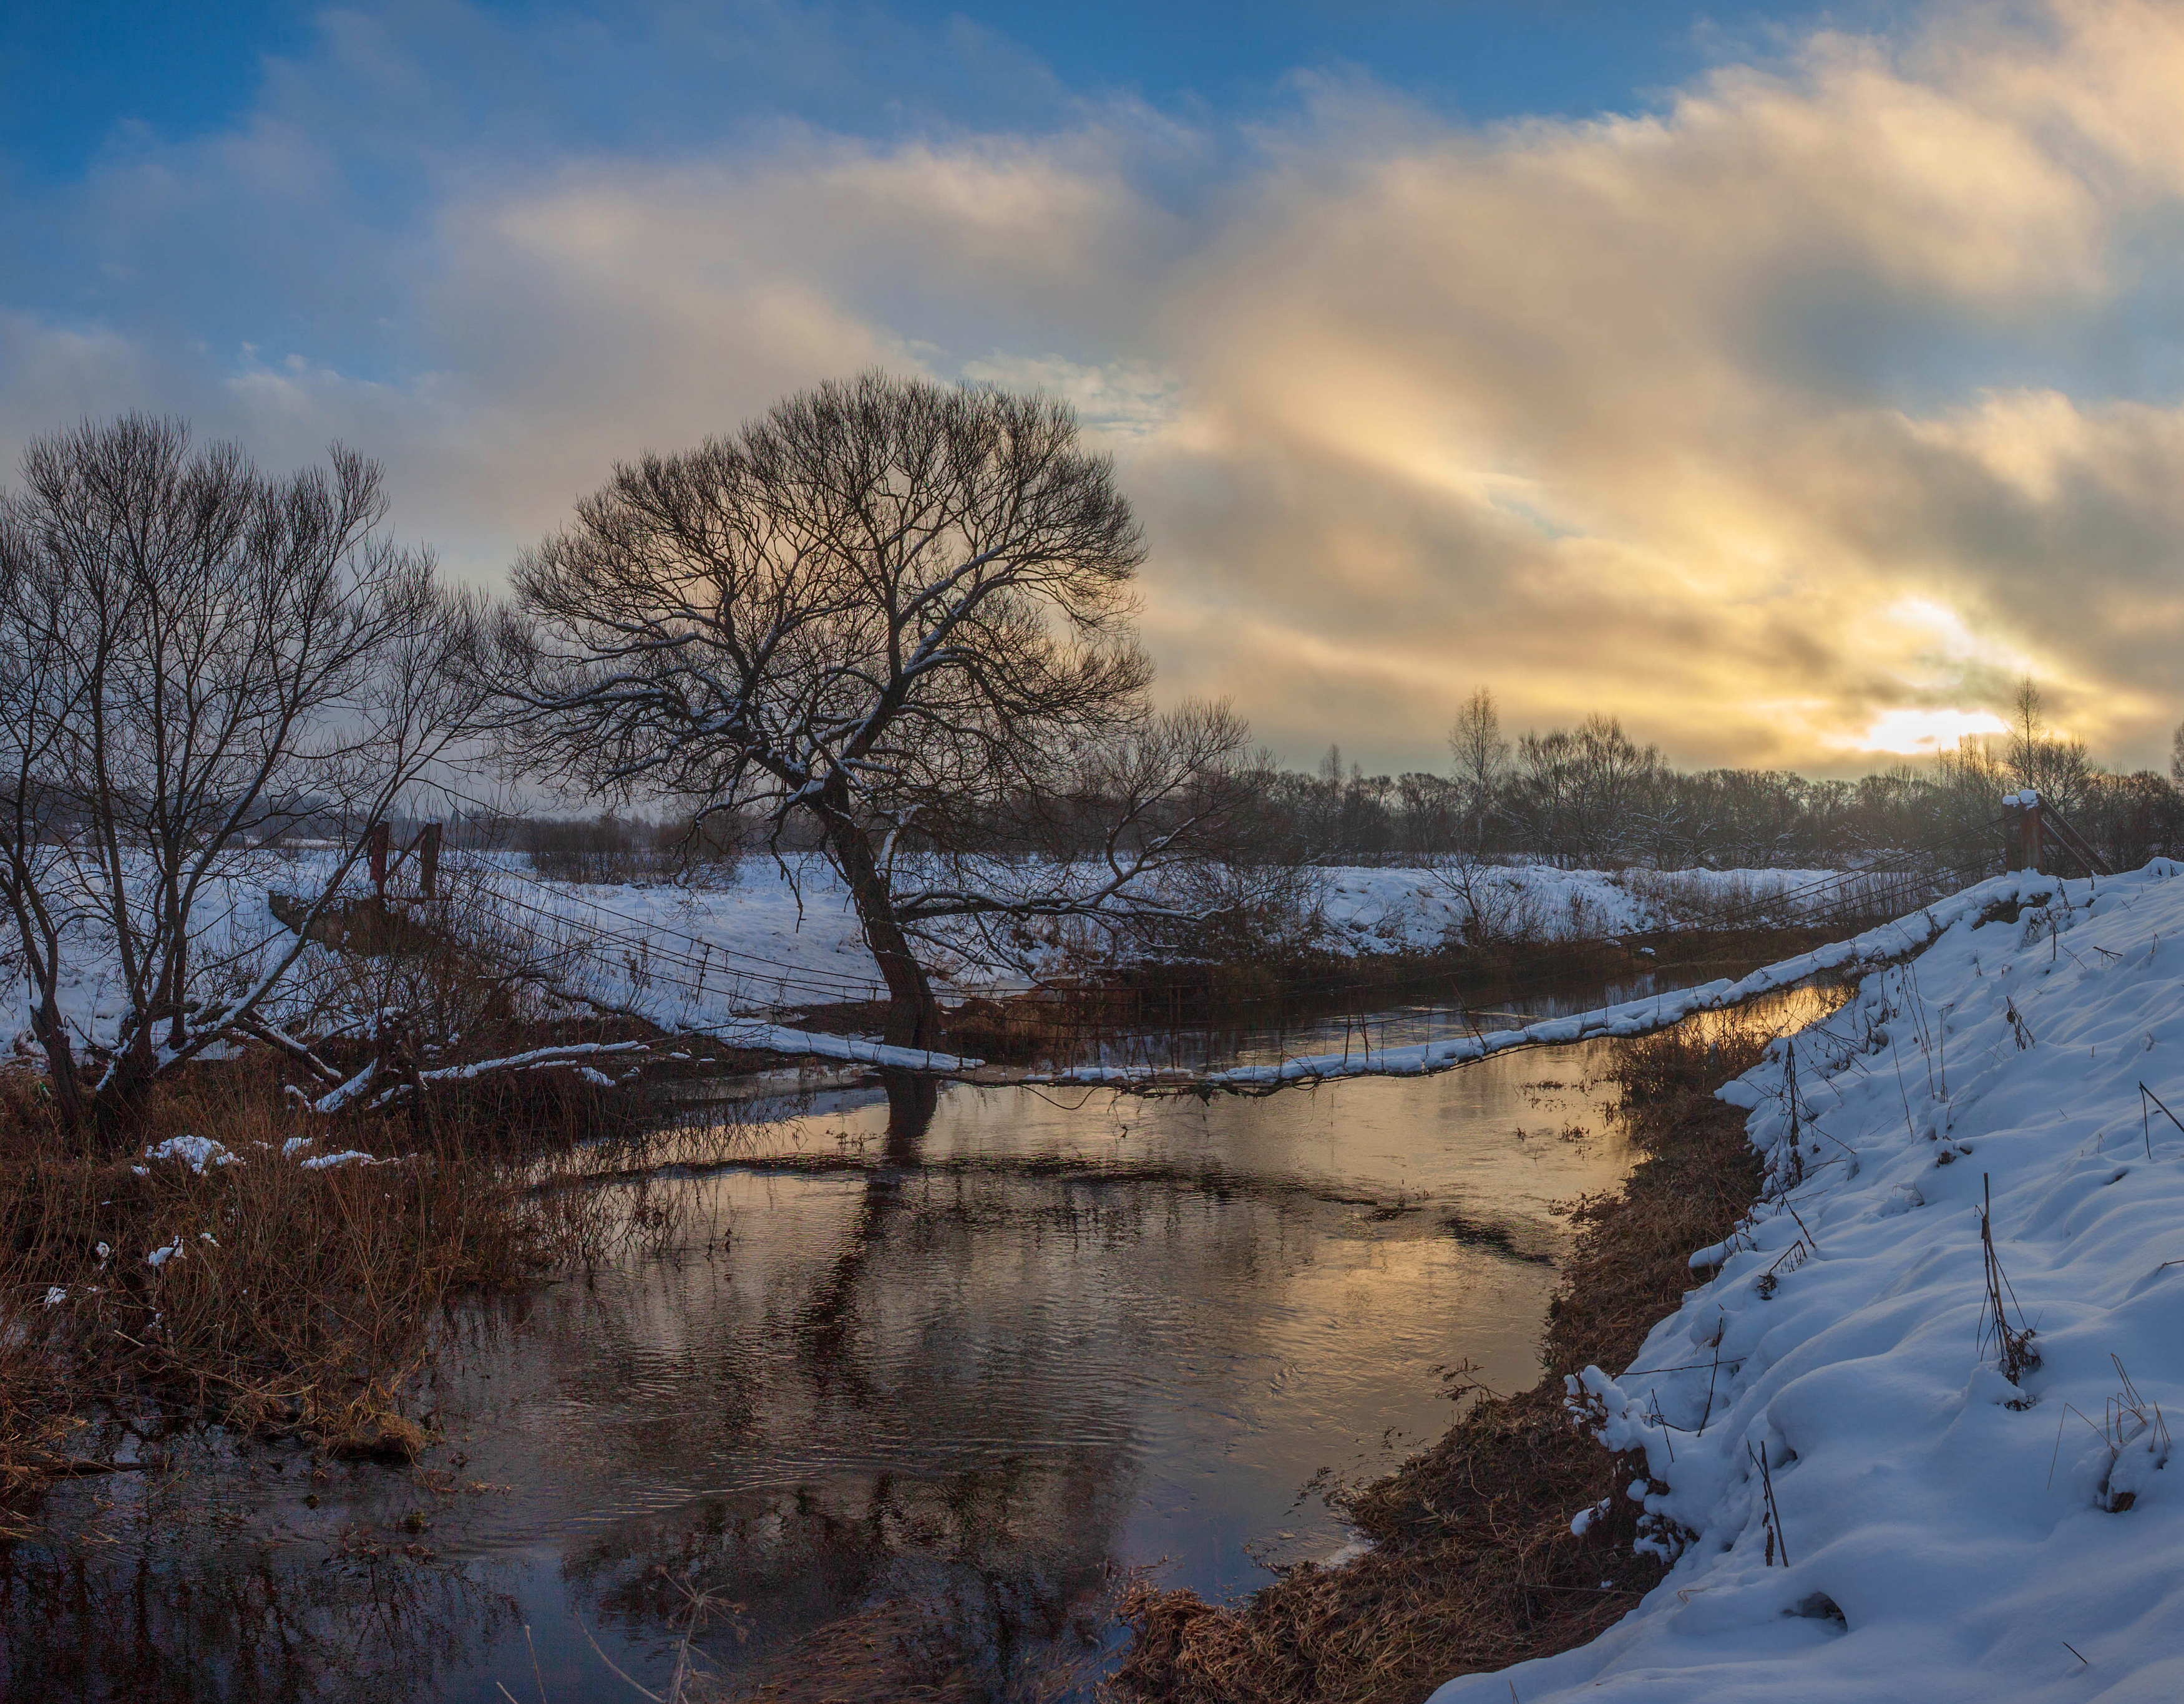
[2021,791,2043,874]
[368,821,391,897]
[418,822,441,899]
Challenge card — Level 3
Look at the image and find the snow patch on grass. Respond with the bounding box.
[142,1135,238,1174]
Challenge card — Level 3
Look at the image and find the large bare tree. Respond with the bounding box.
[0,416,488,1126]
[495,372,1249,1053]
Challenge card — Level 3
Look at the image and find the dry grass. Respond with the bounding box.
[1108,1007,1799,1704]
[0,1048,665,1527]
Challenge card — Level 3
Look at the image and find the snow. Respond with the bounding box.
[142,1134,239,1174]
[1043,876,1997,1089]
[1427,859,2184,1704]
[0,850,1863,1067]
[298,1150,381,1171]
[1312,864,1849,955]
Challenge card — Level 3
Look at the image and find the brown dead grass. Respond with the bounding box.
[1108,1004,1811,1704]
[0,1048,661,1525]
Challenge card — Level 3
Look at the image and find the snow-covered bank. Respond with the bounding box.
[1043,874,1997,1089]
[499,859,1863,1001]
[1429,860,2184,1704]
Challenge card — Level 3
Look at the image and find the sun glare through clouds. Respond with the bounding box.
[1848,708,2011,755]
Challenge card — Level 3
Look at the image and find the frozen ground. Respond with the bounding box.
[1429,861,2184,1704]
[1314,862,1851,953]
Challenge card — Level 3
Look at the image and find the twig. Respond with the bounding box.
[526,1622,548,1704]
[578,1617,664,1702]
[1748,1441,1789,1565]
[2139,1083,2184,1159]
[1979,1174,2038,1383]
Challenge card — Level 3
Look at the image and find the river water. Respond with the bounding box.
[6,981,1792,1703]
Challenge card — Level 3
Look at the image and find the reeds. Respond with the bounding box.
[1977,1173,2040,1386]
[0,1046,665,1520]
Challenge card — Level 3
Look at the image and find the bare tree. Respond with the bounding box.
[1448,687,1509,852]
[2005,676,2095,815]
[494,372,1250,1053]
[1508,713,1664,865]
[0,416,489,1126]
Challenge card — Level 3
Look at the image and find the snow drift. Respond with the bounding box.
[1429,860,2184,1704]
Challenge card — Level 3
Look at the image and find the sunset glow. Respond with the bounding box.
[1845,708,2012,756]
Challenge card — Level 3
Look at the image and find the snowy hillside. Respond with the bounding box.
[1431,862,2184,1704]
[495,858,1862,1000]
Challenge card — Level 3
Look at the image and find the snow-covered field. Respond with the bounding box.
[11,854,1865,1059]
[1315,863,1853,953]
[485,857,1863,1005]
[1431,862,2184,1703]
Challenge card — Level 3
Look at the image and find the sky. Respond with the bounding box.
[4,0,2183,777]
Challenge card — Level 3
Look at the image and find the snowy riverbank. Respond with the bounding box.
[1431,860,2184,1704]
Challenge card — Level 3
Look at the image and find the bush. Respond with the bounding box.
[519,812,747,885]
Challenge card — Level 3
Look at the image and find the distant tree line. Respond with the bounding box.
[1211,681,2184,876]
[502,676,2184,884]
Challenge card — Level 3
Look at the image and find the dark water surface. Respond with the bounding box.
[9,981,1796,1703]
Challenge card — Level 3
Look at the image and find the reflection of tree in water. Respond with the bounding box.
[562,1071,1138,1700]
[562,1454,1132,1702]
[0,1525,521,1703]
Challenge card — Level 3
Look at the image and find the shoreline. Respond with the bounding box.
[1108,1004,1796,1704]
[776,922,1862,1069]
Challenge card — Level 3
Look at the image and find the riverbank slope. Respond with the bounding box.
[1429,860,2184,1703]
[1120,863,2184,1704]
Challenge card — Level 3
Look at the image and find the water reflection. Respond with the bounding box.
[0,1459,528,1703]
[6,991,1829,1702]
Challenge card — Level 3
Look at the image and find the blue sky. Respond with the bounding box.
[4,3,1881,183]
[3,1,2182,774]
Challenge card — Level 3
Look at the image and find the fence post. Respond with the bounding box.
[419,822,441,899]
[367,821,391,897]
[2021,792,2043,874]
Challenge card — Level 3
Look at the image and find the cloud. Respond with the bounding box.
[7,1,2184,776]
[1119,3,2184,769]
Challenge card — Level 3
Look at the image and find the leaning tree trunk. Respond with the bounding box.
[817,803,942,1053]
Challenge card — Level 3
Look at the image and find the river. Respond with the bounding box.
[5,979,1805,1703]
